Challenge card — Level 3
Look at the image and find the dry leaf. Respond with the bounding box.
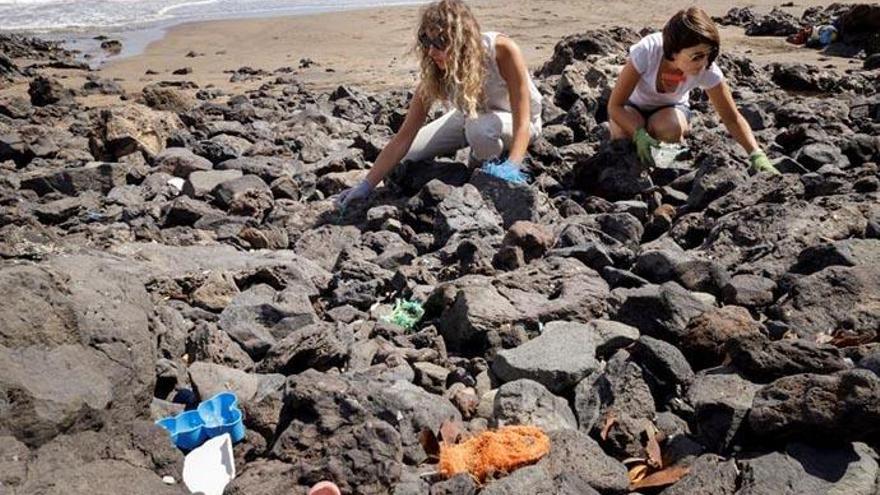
[600,412,618,441]
[628,463,649,484]
[644,425,663,469]
[630,465,690,490]
[419,427,440,460]
[829,329,874,348]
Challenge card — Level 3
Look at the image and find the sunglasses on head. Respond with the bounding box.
[418,31,448,51]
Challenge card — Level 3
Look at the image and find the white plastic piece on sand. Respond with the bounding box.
[651,143,688,169]
[167,177,185,192]
[162,476,176,485]
[183,433,235,495]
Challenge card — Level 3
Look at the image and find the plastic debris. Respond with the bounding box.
[438,425,551,483]
[85,211,105,222]
[649,142,688,169]
[167,177,185,192]
[381,299,424,331]
[156,391,245,451]
[481,159,529,184]
[809,25,838,48]
[161,476,176,485]
[789,24,840,48]
[183,433,235,495]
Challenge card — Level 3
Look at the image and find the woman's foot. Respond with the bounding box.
[308,481,341,495]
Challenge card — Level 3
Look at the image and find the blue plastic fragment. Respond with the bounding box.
[172,388,198,409]
[156,391,245,451]
[85,211,105,222]
[481,159,529,184]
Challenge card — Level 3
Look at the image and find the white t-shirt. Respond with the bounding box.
[627,32,724,110]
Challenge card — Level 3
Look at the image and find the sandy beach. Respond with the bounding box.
[85,0,859,96]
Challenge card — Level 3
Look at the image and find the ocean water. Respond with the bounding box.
[0,0,427,33]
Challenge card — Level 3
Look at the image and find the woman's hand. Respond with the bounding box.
[749,149,781,175]
[335,179,374,210]
[633,127,659,166]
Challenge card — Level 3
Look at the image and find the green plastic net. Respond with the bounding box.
[382,299,425,331]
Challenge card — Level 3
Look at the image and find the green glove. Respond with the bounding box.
[749,149,781,175]
[633,127,659,166]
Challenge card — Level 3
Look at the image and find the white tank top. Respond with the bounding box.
[480,32,543,122]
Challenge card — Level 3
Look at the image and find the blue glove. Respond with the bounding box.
[481,159,529,184]
[335,179,374,210]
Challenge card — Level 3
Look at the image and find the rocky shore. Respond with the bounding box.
[1,4,879,494]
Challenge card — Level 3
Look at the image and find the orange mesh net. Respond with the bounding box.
[438,425,551,482]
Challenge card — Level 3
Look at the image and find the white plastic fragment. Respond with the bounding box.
[650,142,688,169]
[182,433,235,495]
[162,475,176,485]
[167,177,185,192]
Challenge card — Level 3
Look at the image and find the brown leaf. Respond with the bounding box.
[630,465,690,490]
[439,418,465,444]
[627,463,649,484]
[600,412,618,441]
[644,424,663,469]
[829,329,875,348]
[419,427,440,459]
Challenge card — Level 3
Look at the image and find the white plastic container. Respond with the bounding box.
[182,433,235,495]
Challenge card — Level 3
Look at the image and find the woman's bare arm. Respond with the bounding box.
[364,85,430,187]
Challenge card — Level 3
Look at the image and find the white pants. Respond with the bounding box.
[403,109,542,163]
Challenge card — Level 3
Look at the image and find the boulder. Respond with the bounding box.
[492,322,599,393]
[749,369,880,442]
[493,379,578,432]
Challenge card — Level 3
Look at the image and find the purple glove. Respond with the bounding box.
[335,179,374,209]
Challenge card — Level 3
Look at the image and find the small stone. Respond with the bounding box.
[721,274,776,307]
[502,221,555,262]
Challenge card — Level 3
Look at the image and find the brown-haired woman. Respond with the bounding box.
[607,6,779,173]
[335,0,543,209]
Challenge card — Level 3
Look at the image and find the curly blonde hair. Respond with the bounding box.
[415,0,486,118]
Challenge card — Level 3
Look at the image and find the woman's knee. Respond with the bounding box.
[609,106,645,140]
[647,108,688,143]
[465,115,505,160]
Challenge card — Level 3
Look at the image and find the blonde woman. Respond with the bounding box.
[335,0,543,209]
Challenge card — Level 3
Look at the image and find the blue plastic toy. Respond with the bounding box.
[156,391,245,451]
[481,159,529,184]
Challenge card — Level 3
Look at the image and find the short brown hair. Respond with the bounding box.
[662,7,720,67]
